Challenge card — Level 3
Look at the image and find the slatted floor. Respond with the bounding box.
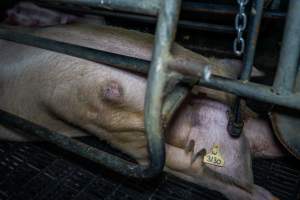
[0,137,299,200]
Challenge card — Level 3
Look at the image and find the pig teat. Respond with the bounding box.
[101,80,124,105]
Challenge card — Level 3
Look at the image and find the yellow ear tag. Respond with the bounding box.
[203,144,225,167]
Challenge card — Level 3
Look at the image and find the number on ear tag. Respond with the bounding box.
[203,144,225,167]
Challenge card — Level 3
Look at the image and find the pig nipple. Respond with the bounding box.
[101,80,124,104]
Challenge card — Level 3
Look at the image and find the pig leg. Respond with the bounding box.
[244,118,285,158]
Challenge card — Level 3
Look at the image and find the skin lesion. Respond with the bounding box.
[100,80,124,105]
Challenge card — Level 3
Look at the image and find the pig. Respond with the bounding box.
[0,5,283,200]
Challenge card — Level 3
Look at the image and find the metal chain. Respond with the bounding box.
[233,0,249,56]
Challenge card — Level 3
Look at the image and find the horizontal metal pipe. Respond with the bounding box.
[0,90,187,178]
[273,0,300,94]
[182,2,285,19]
[0,109,148,177]
[240,0,264,81]
[32,0,160,16]
[33,0,286,20]
[199,75,300,110]
[32,2,235,34]
[1,27,299,110]
[92,10,235,33]
[0,26,149,74]
[0,26,207,78]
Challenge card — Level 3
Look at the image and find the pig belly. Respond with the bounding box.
[0,24,280,200]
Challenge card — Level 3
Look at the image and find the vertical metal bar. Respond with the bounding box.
[229,0,264,138]
[240,0,264,81]
[144,0,182,176]
[273,0,300,94]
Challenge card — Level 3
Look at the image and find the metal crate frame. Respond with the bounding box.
[0,0,299,179]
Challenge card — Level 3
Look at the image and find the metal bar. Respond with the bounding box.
[162,86,189,127]
[240,0,264,81]
[89,10,235,33]
[0,89,187,178]
[2,25,300,110]
[38,2,235,34]
[0,26,149,74]
[227,0,264,138]
[182,2,235,15]
[0,109,148,176]
[0,26,208,76]
[144,0,182,177]
[182,2,285,20]
[34,0,286,19]
[199,75,300,110]
[32,0,160,16]
[273,0,300,94]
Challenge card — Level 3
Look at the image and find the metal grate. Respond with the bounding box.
[0,137,299,200]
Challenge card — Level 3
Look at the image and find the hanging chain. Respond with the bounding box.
[233,0,249,56]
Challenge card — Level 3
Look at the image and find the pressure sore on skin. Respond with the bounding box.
[101,80,124,105]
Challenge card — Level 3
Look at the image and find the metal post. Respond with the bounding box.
[228,0,264,138]
[144,0,182,177]
[273,0,300,94]
[240,0,264,81]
